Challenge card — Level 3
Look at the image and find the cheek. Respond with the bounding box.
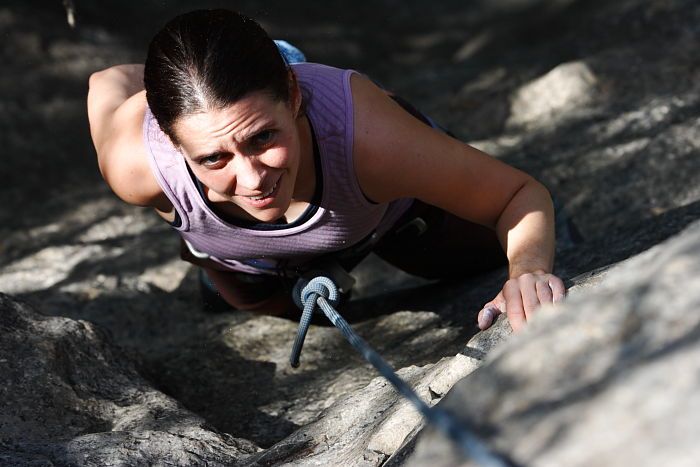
[267,139,298,169]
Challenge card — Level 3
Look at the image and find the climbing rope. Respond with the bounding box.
[290,276,515,467]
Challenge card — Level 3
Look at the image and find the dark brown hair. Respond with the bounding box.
[144,9,290,144]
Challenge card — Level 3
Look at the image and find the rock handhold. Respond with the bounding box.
[408,220,700,466]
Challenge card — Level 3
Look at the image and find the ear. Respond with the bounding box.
[287,69,302,118]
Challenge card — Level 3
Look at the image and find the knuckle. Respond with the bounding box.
[506,308,521,318]
[521,273,538,285]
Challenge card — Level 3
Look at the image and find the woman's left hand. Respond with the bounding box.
[477,270,566,332]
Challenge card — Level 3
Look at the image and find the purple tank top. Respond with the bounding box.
[144,63,412,275]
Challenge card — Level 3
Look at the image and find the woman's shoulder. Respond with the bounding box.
[350,74,538,228]
[92,91,168,209]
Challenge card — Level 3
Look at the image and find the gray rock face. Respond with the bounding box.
[0,294,258,466]
[0,0,699,465]
[247,354,481,466]
[407,220,700,466]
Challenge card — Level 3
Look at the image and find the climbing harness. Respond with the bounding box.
[290,276,515,467]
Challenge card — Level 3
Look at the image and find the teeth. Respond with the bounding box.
[250,181,277,201]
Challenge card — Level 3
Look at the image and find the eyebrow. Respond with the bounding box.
[191,122,276,161]
[236,121,276,144]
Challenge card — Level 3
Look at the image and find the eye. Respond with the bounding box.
[199,152,228,167]
[250,130,276,148]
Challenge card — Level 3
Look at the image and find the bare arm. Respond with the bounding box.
[87,65,171,212]
[351,74,564,332]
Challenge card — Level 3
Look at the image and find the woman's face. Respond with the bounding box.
[173,90,304,223]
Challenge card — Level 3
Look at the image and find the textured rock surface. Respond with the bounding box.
[246,354,480,466]
[0,0,698,465]
[0,294,258,466]
[407,220,700,466]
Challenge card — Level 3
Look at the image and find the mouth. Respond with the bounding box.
[248,180,279,201]
[239,176,282,208]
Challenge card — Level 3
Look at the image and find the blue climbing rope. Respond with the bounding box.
[290,276,515,467]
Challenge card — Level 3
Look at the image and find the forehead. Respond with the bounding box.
[173,92,288,150]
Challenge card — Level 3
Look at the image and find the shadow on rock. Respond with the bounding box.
[144,336,300,448]
[0,293,257,465]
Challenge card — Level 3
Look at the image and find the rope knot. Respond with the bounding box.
[289,276,340,369]
[293,276,340,310]
[303,276,340,308]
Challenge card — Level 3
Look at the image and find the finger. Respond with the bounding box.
[477,305,502,330]
[493,291,505,310]
[548,276,567,303]
[503,280,526,332]
[535,278,554,304]
[518,274,540,321]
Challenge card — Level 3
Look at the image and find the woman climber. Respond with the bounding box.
[87,9,565,333]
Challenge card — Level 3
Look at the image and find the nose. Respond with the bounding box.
[232,155,267,193]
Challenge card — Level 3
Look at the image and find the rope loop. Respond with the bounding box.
[296,276,340,310]
[289,276,340,369]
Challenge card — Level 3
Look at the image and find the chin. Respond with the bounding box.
[238,192,292,223]
[251,207,286,223]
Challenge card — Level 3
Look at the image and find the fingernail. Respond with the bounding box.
[478,307,495,329]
